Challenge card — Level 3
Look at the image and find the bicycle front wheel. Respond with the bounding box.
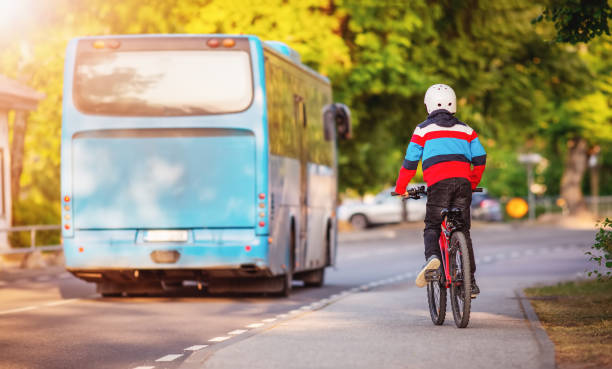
[449,231,471,328]
[427,271,447,325]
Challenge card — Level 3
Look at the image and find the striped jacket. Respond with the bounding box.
[395,110,486,193]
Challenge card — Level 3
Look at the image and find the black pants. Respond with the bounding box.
[424,177,476,275]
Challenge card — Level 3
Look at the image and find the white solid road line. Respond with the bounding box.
[209,336,231,342]
[228,329,247,335]
[0,298,82,316]
[184,345,208,351]
[155,354,183,362]
[132,366,155,369]
[42,299,79,307]
[0,306,38,315]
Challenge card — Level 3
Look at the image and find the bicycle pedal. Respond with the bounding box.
[424,269,440,282]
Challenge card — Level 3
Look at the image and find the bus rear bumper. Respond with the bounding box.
[63,236,271,277]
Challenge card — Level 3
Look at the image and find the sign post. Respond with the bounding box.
[518,153,543,221]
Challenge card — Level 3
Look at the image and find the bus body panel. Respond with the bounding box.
[263,47,337,274]
[72,131,256,229]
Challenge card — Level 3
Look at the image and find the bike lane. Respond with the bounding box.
[182,245,589,369]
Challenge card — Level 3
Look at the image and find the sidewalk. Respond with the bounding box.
[181,246,590,369]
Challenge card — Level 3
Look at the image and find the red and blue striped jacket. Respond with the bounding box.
[395,110,486,193]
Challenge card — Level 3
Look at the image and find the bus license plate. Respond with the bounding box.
[144,230,188,242]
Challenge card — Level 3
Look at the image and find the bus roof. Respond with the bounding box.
[70,34,330,84]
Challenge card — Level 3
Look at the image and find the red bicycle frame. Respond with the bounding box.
[439,219,452,288]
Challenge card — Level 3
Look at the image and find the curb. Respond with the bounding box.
[515,289,556,369]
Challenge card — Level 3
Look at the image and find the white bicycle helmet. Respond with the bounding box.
[424,84,457,114]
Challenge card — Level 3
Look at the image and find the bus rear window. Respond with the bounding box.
[73,50,253,116]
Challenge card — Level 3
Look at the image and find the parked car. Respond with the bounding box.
[471,190,503,221]
[338,186,427,229]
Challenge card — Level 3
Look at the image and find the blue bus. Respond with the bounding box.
[61,35,351,296]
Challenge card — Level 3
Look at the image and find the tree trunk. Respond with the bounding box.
[560,137,588,215]
[11,110,27,203]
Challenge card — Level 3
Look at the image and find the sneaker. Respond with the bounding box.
[415,256,441,288]
[471,276,480,297]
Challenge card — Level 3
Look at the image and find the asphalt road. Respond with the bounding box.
[0,224,596,369]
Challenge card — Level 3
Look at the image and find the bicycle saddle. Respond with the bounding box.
[440,208,462,217]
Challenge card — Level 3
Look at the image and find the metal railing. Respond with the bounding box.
[534,195,612,218]
[0,225,62,255]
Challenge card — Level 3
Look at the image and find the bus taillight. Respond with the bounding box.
[107,40,120,49]
[64,195,71,203]
[92,40,105,49]
[222,38,236,48]
[207,39,220,48]
[259,193,266,200]
[258,221,265,227]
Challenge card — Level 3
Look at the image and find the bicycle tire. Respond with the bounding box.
[449,231,471,328]
[427,270,447,325]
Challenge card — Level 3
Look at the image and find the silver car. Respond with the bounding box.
[338,186,427,229]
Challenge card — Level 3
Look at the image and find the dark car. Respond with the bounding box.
[471,190,503,221]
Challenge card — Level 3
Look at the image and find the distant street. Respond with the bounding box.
[0,224,595,369]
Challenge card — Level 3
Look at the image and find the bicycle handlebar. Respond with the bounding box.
[391,186,483,198]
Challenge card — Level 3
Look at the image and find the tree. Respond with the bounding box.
[534,0,612,44]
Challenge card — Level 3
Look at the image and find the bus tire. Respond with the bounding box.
[303,222,329,287]
[277,223,296,297]
[98,282,123,297]
[302,268,325,287]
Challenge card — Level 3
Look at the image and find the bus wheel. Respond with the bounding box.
[97,282,123,297]
[278,224,296,297]
[302,268,325,287]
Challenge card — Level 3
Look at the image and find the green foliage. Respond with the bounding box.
[534,0,612,44]
[586,217,612,280]
[0,0,611,225]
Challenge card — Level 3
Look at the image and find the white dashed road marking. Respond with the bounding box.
[246,323,264,328]
[184,345,208,351]
[228,329,247,335]
[209,336,231,342]
[36,276,51,282]
[132,366,155,369]
[156,354,183,362]
[0,306,37,315]
[262,318,276,323]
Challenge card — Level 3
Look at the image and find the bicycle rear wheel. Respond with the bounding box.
[426,270,447,325]
[449,231,471,328]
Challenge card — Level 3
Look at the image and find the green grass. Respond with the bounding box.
[525,279,612,369]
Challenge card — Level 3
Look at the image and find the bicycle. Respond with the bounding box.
[392,186,482,328]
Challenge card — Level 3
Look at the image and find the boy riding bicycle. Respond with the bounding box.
[394,84,486,296]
